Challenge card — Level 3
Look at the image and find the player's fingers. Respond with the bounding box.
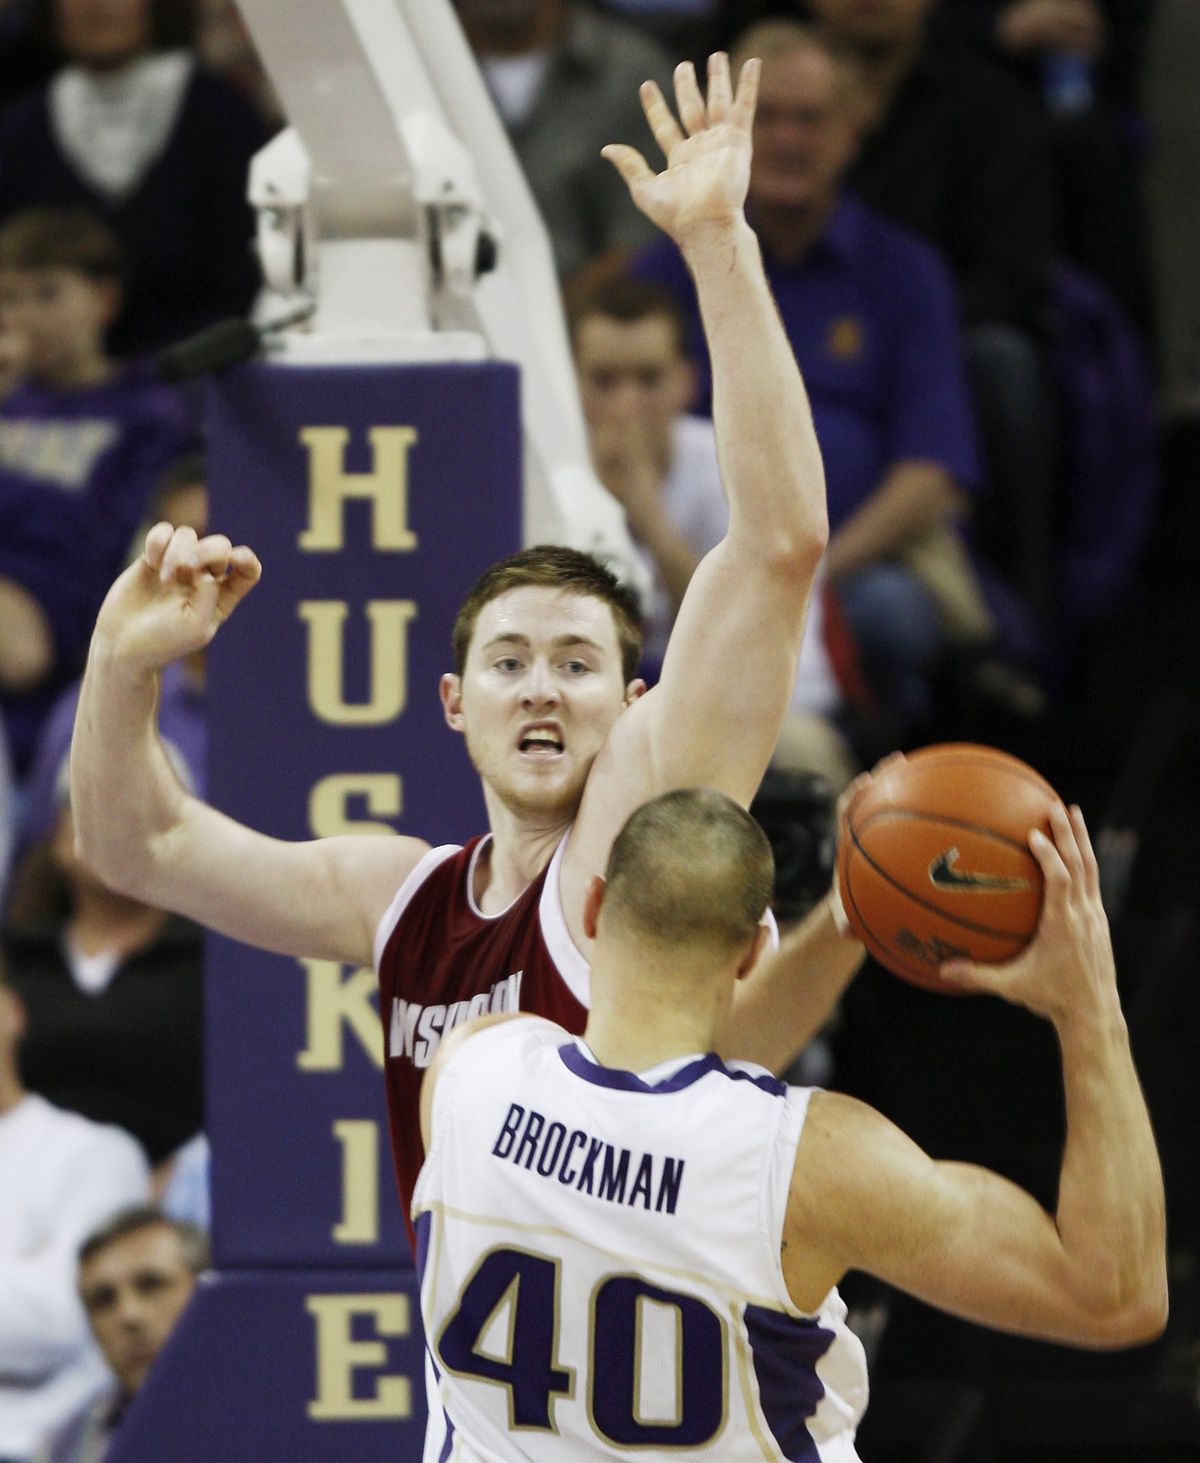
[216,546,262,618]
[159,526,200,583]
[600,143,655,191]
[674,60,707,135]
[731,55,761,131]
[1070,803,1102,899]
[1047,800,1085,889]
[935,955,1010,995]
[837,750,902,825]
[706,50,734,123]
[143,521,174,571]
[192,533,234,576]
[870,750,906,777]
[639,79,686,159]
[1029,827,1070,913]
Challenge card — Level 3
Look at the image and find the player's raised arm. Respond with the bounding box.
[785,805,1168,1348]
[70,524,428,966]
[600,53,827,805]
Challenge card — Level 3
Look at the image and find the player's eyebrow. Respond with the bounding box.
[481,633,606,653]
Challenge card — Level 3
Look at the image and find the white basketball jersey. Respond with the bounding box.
[412,1017,868,1462]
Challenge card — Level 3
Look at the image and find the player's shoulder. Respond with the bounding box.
[441,1012,565,1075]
[424,1015,567,1144]
[368,835,467,968]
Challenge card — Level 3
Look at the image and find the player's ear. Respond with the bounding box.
[440,673,464,731]
[583,875,606,939]
[623,678,647,707]
[735,923,771,982]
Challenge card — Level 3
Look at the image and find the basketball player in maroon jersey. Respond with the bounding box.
[70,54,866,1242]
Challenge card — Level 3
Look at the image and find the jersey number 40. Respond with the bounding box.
[436,1245,728,1447]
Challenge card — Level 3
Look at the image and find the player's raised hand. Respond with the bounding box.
[829,752,906,937]
[94,521,262,674]
[601,52,760,248]
[939,803,1118,1024]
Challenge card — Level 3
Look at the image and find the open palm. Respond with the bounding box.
[602,52,760,244]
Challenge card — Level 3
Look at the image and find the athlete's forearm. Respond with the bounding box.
[719,893,864,1074]
[683,219,827,563]
[70,635,191,901]
[1051,997,1167,1343]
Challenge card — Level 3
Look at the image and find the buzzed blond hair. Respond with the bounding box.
[603,788,774,953]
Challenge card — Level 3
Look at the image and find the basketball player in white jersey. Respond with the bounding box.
[69,54,865,1238]
[413,788,1166,1462]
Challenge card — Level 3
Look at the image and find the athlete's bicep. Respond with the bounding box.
[644,537,820,803]
[153,800,430,965]
[790,1092,1086,1344]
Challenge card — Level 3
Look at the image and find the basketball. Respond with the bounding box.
[836,743,1064,992]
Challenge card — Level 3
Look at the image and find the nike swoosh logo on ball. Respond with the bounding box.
[928,847,1032,892]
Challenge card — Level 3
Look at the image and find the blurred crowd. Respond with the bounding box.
[0,1,1196,1460]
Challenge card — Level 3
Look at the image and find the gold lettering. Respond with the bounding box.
[306,1294,411,1420]
[298,600,417,726]
[296,960,382,1072]
[331,1120,381,1246]
[298,425,419,551]
[309,773,402,837]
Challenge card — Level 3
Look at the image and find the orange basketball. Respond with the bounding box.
[836,743,1064,993]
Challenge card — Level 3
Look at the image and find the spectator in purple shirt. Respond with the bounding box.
[632,20,991,747]
[14,452,208,858]
[0,206,196,773]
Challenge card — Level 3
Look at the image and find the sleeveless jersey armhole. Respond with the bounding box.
[763,1084,820,1315]
[536,829,590,1006]
[372,843,462,971]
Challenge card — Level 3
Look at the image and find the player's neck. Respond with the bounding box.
[583,948,729,1073]
[475,797,570,915]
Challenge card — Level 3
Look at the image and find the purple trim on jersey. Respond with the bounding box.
[744,1304,836,1462]
[413,1209,457,1463]
[413,1208,432,1284]
[557,1044,786,1097]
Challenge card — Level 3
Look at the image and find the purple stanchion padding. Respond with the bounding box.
[104,1271,428,1462]
[204,361,520,1272]
[106,362,520,1462]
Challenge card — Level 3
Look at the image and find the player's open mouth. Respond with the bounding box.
[518,726,564,757]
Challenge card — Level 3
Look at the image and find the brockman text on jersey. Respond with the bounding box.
[491,1103,685,1214]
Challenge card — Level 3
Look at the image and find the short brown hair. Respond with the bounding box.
[604,788,775,951]
[566,276,688,358]
[0,208,125,282]
[453,545,643,683]
[79,1204,209,1274]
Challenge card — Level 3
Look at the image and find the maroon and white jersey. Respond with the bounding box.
[374,832,589,1249]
